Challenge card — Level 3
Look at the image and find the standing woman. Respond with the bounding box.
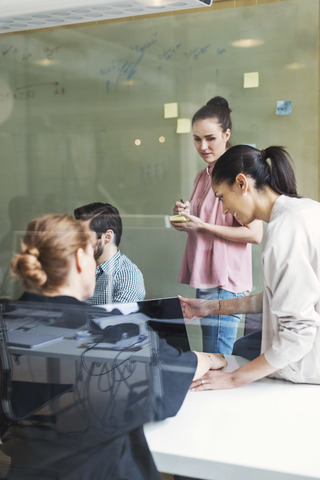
[171,97,263,354]
[191,144,320,390]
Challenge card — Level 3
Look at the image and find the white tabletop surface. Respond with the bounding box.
[144,356,320,480]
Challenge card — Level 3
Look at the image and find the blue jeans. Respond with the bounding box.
[197,287,245,354]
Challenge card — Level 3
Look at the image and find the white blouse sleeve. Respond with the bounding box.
[262,210,320,370]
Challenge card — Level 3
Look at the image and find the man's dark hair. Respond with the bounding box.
[74,202,122,247]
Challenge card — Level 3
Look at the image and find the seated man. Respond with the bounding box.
[74,202,146,305]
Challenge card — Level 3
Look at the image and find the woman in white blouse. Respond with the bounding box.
[181,144,320,390]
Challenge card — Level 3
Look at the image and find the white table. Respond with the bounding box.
[144,356,320,480]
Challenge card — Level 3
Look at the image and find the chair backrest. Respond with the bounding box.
[244,312,263,336]
[0,301,73,433]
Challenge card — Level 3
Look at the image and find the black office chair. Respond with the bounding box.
[244,312,262,335]
[232,312,262,361]
[0,301,73,439]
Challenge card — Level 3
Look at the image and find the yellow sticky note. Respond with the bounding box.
[176,118,191,134]
[164,102,178,119]
[243,72,259,88]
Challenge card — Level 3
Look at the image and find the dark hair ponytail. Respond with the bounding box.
[192,96,232,132]
[262,146,298,197]
[212,144,299,198]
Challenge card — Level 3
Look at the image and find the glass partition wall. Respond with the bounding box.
[0,0,318,341]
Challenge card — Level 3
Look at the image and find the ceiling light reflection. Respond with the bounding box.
[285,62,306,70]
[34,58,57,66]
[231,39,264,48]
[136,0,178,6]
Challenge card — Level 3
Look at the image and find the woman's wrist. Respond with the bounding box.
[208,353,227,370]
[197,219,209,232]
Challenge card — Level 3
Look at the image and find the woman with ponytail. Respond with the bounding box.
[182,144,320,390]
[171,97,263,355]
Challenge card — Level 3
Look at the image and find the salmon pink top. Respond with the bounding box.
[178,166,252,293]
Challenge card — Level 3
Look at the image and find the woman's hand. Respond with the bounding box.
[190,370,236,391]
[173,200,190,215]
[179,296,218,323]
[192,352,227,380]
[209,352,227,370]
[171,213,204,232]
[191,355,276,390]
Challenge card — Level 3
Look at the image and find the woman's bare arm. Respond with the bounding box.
[171,214,263,244]
[179,292,263,323]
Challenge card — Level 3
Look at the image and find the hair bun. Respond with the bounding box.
[11,247,47,288]
[206,96,231,112]
[22,246,40,259]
